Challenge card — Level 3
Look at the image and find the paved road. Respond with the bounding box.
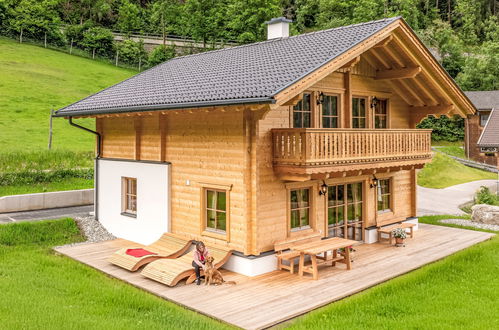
[417,180,498,216]
[0,205,93,224]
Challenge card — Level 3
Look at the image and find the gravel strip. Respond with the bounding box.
[439,219,499,231]
[74,216,116,242]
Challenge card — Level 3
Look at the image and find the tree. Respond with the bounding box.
[148,44,176,66]
[116,0,142,35]
[416,115,465,142]
[456,42,499,91]
[81,26,114,58]
[115,39,148,68]
[295,0,320,32]
[226,0,281,43]
[181,0,229,47]
[150,0,182,45]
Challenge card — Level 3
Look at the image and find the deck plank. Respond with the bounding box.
[54,224,494,330]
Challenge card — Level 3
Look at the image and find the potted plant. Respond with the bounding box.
[392,228,407,246]
[338,246,356,261]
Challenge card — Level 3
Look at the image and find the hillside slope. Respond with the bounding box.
[0,38,135,152]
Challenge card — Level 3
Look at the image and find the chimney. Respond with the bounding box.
[265,17,292,40]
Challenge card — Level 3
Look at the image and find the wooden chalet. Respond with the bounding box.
[464,90,499,166]
[55,17,476,276]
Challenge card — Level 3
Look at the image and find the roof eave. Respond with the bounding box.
[54,97,275,118]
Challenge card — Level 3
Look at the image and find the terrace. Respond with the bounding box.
[55,224,493,330]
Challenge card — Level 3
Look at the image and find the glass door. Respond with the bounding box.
[327,182,363,241]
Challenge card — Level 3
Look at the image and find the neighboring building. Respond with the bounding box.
[477,108,499,162]
[464,90,499,166]
[55,17,475,276]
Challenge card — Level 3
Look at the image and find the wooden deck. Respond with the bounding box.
[54,224,494,330]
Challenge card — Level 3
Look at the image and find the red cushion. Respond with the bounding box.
[125,248,157,258]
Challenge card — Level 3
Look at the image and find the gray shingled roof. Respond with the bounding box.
[464,91,499,110]
[55,17,399,117]
[478,108,499,147]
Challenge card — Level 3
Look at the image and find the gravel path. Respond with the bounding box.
[439,219,499,231]
[74,216,116,243]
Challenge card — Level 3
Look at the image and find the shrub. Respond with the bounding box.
[0,169,94,186]
[115,39,147,66]
[148,44,176,67]
[475,186,499,206]
[81,27,114,59]
[416,115,464,142]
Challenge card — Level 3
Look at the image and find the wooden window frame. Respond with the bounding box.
[286,181,317,237]
[291,92,313,128]
[377,178,393,214]
[351,96,368,128]
[479,111,491,127]
[374,98,390,129]
[319,93,341,129]
[200,183,232,241]
[121,177,137,218]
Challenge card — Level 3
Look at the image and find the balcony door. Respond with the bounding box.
[326,182,363,241]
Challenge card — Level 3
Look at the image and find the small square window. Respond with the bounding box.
[205,189,227,233]
[377,179,391,212]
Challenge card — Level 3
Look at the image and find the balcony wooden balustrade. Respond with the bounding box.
[272,128,433,175]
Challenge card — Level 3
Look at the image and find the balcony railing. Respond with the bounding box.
[272,129,432,170]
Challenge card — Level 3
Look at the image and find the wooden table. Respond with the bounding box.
[293,237,358,280]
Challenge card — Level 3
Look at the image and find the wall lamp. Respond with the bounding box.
[319,180,328,196]
[370,175,379,188]
[370,96,378,109]
[317,92,325,105]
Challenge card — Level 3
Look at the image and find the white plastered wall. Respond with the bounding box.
[97,159,170,245]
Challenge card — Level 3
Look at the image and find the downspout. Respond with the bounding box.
[69,117,101,221]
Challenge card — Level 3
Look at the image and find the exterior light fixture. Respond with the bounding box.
[370,175,379,188]
[317,92,325,105]
[370,96,378,109]
[319,181,328,195]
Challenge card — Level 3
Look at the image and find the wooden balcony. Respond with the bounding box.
[272,128,433,176]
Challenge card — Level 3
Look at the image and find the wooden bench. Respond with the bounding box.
[377,222,415,245]
[274,232,321,274]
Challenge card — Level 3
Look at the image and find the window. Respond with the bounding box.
[322,95,339,128]
[205,189,227,232]
[377,179,391,212]
[290,188,310,230]
[327,183,363,240]
[480,111,490,126]
[122,177,137,216]
[374,99,388,128]
[352,97,366,128]
[293,93,312,128]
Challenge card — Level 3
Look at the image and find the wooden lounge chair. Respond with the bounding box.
[141,244,232,286]
[108,233,193,271]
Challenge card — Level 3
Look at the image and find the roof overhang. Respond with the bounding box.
[54,97,275,118]
[272,18,476,119]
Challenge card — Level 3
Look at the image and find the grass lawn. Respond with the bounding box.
[418,152,496,188]
[434,146,466,158]
[286,215,498,329]
[1,218,497,329]
[0,219,231,329]
[0,37,135,152]
[431,140,464,147]
[0,177,93,197]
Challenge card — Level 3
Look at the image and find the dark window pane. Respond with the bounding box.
[291,210,299,228]
[207,210,216,228]
[300,209,309,226]
[331,96,337,116]
[216,191,226,211]
[331,117,338,128]
[298,189,309,208]
[358,118,366,128]
[293,99,302,111]
[337,206,344,225]
[337,185,344,204]
[303,113,311,128]
[359,98,366,115]
[217,212,226,231]
[293,112,302,128]
[303,94,310,111]
[328,207,334,225]
[207,190,216,209]
[352,98,359,116]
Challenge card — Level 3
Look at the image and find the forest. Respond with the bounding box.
[0,0,498,90]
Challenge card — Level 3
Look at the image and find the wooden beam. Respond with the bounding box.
[410,104,454,126]
[339,56,360,70]
[399,79,426,105]
[344,70,351,128]
[409,77,439,105]
[369,48,391,69]
[380,45,407,68]
[278,174,312,182]
[134,118,141,161]
[281,94,302,106]
[373,35,393,48]
[375,66,421,80]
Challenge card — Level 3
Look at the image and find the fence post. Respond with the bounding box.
[115,50,119,66]
[48,109,54,150]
